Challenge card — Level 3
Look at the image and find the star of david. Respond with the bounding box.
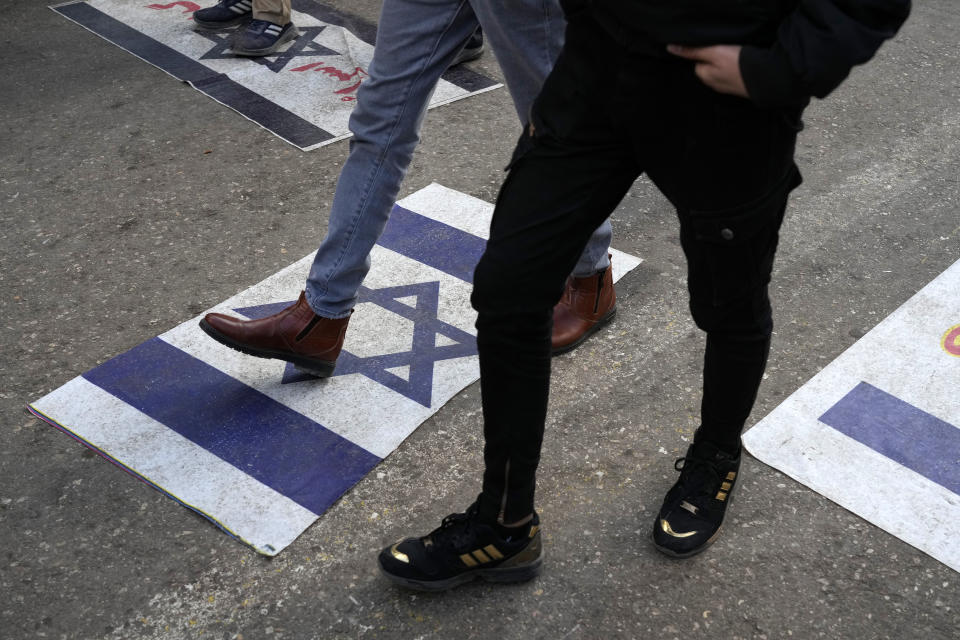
[234,281,478,407]
[198,26,340,73]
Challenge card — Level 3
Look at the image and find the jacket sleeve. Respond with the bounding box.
[739,0,911,107]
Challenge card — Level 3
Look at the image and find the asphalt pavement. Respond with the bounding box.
[1,0,958,638]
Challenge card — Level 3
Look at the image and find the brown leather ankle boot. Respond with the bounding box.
[199,291,350,377]
[551,257,616,355]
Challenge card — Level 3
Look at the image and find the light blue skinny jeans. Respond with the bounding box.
[305,0,614,318]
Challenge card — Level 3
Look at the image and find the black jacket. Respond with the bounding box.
[563,0,911,107]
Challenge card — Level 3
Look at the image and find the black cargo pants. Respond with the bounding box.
[471,14,803,524]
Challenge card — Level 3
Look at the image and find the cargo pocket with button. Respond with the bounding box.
[687,166,802,307]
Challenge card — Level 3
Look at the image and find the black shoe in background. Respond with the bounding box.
[232,19,298,56]
[451,27,484,66]
[193,0,252,30]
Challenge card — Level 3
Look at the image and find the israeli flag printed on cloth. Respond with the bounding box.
[29,184,643,555]
[51,0,501,150]
[744,259,960,574]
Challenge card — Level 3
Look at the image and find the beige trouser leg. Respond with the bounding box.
[252,0,290,24]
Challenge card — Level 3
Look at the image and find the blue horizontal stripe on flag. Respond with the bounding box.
[819,382,960,496]
[378,205,486,284]
[82,338,380,515]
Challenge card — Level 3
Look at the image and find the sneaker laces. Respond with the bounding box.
[672,455,723,506]
[422,503,481,550]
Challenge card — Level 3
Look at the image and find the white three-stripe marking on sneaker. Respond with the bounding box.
[229,4,250,14]
[265,26,281,34]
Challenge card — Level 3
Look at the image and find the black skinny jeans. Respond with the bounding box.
[471,15,803,524]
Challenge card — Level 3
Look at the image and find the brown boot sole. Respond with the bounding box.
[198,319,337,378]
[550,307,617,357]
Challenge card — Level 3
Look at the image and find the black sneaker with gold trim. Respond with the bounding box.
[652,440,741,558]
[378,501,543,591]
